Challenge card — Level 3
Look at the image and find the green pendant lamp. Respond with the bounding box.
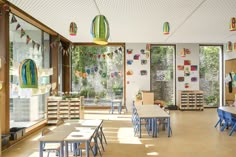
[163,22,170,35]
[91,15,110,45]
[69,22,77,36]
[230,17,236,31]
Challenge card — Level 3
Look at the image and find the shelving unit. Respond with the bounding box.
[46,98,81,124]
[178,90,204,111]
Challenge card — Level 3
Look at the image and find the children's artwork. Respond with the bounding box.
[127,49,133,54]
[140,70,147,75]
[141,59,147,65]
[191,77,197,82]
[140,49,145,54]
[185,83,190,88]
[177,65,184,70]
[127,70,133,75]
[184,66,190,76]
[86,69,90,75]
[146,51,150,59]
[146,44,151,52]
[178,77,184,82]
[191,65,198,71]
[127,60,133,65]
[111,73,115,78]
[134,54,140,60]
[234,42,236,52]
[180,48,185,57]
[184,60,191,65]
[185,48,191,54]
[156,71,170,81]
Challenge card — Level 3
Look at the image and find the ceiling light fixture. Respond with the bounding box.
[69,22,77,36]
[91,0,110,45]
[163,22,170,35]
[230,17,236,31]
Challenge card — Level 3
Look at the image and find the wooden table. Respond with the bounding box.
[39,119,102,157]
[135,105,171,138]
[219,106,236,114]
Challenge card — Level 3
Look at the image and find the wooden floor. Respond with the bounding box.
[2,108,236,157]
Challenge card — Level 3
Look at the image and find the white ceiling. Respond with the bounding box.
[6,0,236,44]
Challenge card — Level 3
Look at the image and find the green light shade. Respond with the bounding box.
[69,22,77,36]
[91,15,110,45]
[230,17,236,31]
[163,22,170,35]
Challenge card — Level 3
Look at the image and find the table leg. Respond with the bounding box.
[111,102,114,114]
[60,141,64,157]
[39,141,43,157]
[65,141,69,157]
[86,141,90,157]
[118,102,122,114]
[167,117,171,137]
[139,118,142,138]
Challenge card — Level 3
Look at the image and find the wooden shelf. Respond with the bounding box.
[178,90,204,111]
[46,97,82,124]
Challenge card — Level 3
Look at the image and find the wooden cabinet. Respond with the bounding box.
[47,97,82,124]
[178,90,204,111]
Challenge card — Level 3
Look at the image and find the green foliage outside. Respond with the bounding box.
[199,46,221,107]
[71,45,124,100]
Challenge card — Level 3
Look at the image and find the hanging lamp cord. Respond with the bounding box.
[93,0,101,15]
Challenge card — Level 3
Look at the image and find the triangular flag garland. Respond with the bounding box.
[26,35,31,44]
[20,28,26,38]
[11,14,17,23]
[15,23,21,30]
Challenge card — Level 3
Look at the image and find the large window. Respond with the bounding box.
[199,46,223,107]
[9,14,50,128]
[71,45,124,106]
[150,45,175,106]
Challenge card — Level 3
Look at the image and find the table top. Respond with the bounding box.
[39,119,101,142]
[219,106,236,114]
[135,105,170,118]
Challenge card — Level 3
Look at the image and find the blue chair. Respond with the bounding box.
[215,108,224,128]
[221,112,236,136]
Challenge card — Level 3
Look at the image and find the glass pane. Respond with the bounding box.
[71,46,124,106]
[199,46,222,107]
[150,45,175,106]
[9,14,50,128]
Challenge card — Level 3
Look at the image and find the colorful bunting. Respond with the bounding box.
[20,28,26,38]
[11,15,17,23]
[26,35,31,44]
[15,23,21,30]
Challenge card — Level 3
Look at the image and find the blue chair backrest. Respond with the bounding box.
[217,108,224,120]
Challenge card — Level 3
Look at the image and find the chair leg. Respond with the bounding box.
[214,119,221,128]
[229,123,236,136]
[101,130,107,144]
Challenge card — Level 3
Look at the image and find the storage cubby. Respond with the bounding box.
[178,90,204,111]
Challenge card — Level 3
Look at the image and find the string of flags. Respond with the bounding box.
[10,14,41,50]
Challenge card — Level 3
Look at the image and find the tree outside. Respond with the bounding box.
[71,45,124,106]
[199,46,221,107]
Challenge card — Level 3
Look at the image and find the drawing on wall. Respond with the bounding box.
[191,77,197,82]
[180,48,185,57]
[127,49,133,54]
[191,65,198,71]
[184,66,190,76]
[146,51,150,59]
[177,65,184,70]
[126,70,133,75]
[184,60,191,65]
[140,70,147,76]
[185,48,191,54]
[178,77,185,82]
[127,60,133,65]
[146,44,151,52]
[134,54,140,60]
[141,59,147,65]
[156,70,170,81]
[140,49,145,54]
[185,83,190,88]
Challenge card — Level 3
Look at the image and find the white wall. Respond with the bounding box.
[176,43,200,105]
[125,43,150,110]
[125,43,201,109]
